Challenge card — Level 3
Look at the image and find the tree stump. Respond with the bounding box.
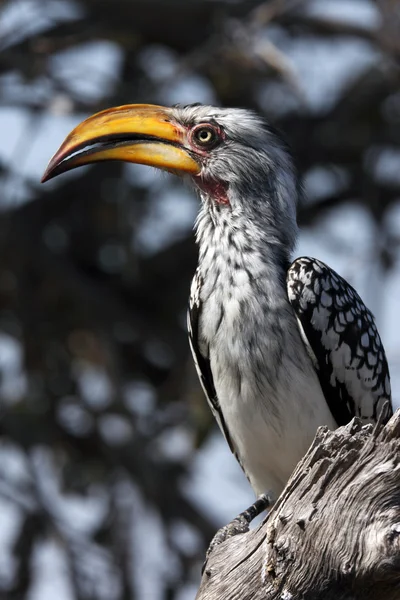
[196,410,400,600]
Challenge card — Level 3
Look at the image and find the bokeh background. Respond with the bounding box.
[0,0,399,598]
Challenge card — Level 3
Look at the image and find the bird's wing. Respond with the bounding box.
[187,270,235,453]
[287,257,392,426]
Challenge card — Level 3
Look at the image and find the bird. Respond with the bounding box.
[42,103,393,500]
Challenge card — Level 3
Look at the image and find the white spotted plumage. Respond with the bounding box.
[287,257,391,425]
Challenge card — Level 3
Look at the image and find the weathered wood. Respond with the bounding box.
[197,410,400,600]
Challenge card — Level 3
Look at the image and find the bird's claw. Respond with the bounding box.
[202,493,272,574]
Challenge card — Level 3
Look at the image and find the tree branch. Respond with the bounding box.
[197,410,400,600]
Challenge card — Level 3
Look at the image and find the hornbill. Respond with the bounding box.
[42,103,392,504]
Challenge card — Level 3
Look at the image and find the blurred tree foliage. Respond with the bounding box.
[0,0,399,598]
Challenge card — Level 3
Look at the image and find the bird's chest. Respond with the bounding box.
[200,277,297,414]
[195,266,334,495]
[198,264,300,433]
[198,261,289,372]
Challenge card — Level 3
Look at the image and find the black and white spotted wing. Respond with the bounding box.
[287,257,392,426]
[187,269,235,453]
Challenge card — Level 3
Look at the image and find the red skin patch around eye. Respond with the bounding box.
[182,123,229,204]
[195,177,229,205]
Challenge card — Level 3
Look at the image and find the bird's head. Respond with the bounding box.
[42,103,298,251]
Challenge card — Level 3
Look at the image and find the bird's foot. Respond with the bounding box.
[202,493,272,574]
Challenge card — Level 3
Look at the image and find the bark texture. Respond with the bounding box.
[197,410,400,600]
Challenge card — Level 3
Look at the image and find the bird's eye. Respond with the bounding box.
[191,125,220,149]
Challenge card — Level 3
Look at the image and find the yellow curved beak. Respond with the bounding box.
[41,104,201,182]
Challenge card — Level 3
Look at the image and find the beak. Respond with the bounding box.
[41,104,201,183]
